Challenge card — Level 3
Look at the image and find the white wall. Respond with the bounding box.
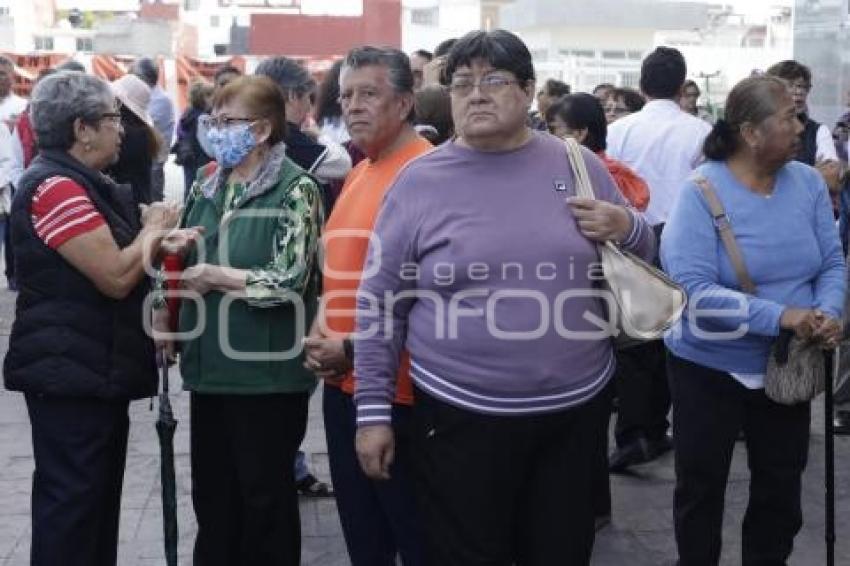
[402,0,481,54]
[519,26,655,93]
[2,0,38,52]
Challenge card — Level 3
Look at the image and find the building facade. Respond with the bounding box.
[794,0,850,128]
[499,0,793,112]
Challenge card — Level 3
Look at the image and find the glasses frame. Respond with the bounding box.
[202,115,259,129]
[448,75,521,97]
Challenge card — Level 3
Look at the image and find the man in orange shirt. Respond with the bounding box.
[303,46,431,566]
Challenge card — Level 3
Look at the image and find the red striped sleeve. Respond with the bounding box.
[30,176,106,249]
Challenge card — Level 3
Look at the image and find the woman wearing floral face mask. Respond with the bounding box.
[154,75,323,565]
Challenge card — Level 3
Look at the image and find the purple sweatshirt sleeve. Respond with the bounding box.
[353,186,418,427]
[581,147,656,262]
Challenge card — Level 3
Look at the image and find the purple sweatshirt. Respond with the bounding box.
[353,132,655,426]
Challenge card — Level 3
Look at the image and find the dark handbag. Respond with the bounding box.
[695,176,825,405]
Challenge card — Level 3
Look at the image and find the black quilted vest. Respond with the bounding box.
[3,150,157,399]
[795,114,819,166]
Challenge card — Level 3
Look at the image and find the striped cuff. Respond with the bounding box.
[620,208,642,249]
[355,397,392,427]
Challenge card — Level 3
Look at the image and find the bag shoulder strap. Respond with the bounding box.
[563,138,596,200]
[693,176,757,295]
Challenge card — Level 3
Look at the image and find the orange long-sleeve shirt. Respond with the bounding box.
[321,136,432,404]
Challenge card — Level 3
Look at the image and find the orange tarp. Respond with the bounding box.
[91,54,127,82]
[92,54,166,89]
[175,55,245,111]
[3,52,69,97]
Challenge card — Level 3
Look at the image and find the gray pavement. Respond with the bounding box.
[0,161,848,564]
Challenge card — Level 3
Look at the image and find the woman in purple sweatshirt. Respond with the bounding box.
[352,30,655,565]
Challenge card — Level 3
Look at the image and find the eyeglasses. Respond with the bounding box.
[605,105,629,116]
[449,75,519,97]
[789,81,811,94]
[200,115,257,129]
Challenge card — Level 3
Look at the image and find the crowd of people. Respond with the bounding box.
[0,26,847,566]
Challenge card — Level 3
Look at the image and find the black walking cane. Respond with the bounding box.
[825,348,836,566]
[156,351,179,566]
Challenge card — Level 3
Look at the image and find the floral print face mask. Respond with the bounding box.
[206,122,257,168]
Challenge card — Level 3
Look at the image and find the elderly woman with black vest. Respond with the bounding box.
[2,71,184,566]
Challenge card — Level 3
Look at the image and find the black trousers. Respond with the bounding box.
[191,392,308,566]
[5,186,14,284]
[614,338,671,445]
[410,387,603,566]
[323,384,425,566]
[593,379,615,518]
[668,354,810,566]
[615,223,671,446]
[26,394,130,566]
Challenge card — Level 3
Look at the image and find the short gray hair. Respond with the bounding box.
[341,47,415,122]
[30,71,114,151]
[341,46,414,96]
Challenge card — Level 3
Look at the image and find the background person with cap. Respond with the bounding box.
[130,57,174,202]
[105,74,162,205]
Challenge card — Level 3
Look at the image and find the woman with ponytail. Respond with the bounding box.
[660,75,846,564]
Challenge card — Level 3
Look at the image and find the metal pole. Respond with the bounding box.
[825,350,836,566]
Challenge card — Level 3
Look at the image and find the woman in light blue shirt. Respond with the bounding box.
[661,75,845,565]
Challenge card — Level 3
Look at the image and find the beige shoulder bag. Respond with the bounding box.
[694,175,825,405]
[564,138,687,348]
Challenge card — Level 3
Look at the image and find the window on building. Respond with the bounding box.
[410,7,438,26]
[184,0,200,9]
[570,49,595,59]
[34,36,54,51]
[588,73,617,87]
[0,7,10,16]
[628,50,643,60]
[75,37,93,52]
[620,71,640,88]
[602,50,626,60]
[530,48,549,61]
[211,15,220,27]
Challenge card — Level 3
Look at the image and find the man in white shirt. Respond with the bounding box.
[606,46,711,472]
[0,56,27,127]
[608,50,711,227]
